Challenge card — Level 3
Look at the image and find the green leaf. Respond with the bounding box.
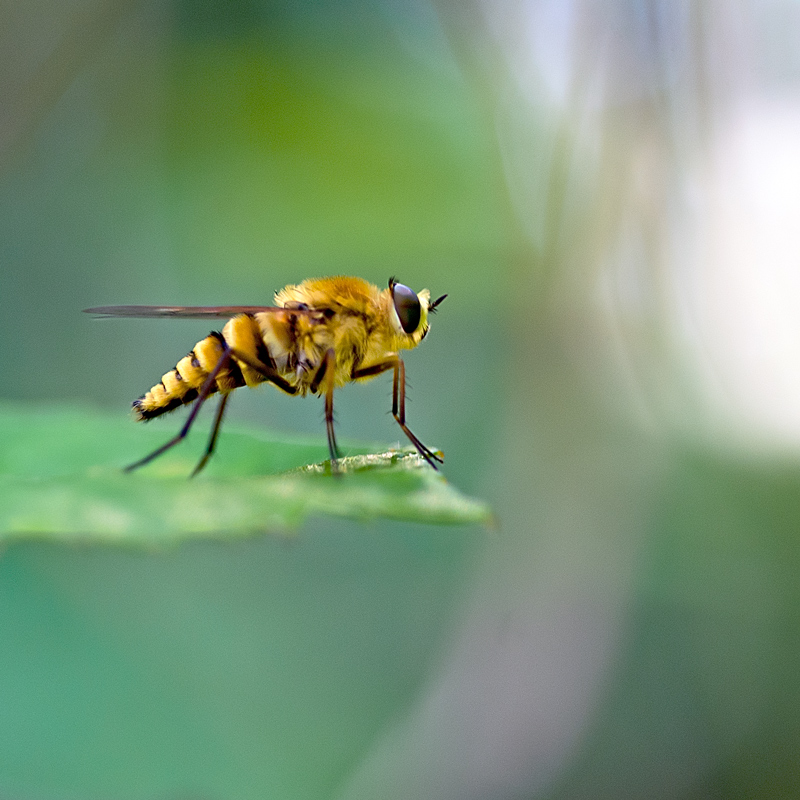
[0,404,492,544]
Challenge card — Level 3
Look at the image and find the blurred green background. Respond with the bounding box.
[3,1,800,798]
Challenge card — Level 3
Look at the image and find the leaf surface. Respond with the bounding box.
[0,404,491,544]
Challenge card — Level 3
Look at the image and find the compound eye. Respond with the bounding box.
[391,282,421,334]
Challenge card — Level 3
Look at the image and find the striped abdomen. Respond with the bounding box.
[132,315,271,421]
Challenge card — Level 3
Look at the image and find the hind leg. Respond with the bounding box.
[126,346,232,473]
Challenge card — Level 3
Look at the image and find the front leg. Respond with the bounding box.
[351,357,443,469]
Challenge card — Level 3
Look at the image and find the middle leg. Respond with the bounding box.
[311,348,341,465]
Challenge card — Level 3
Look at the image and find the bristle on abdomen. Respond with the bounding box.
[132,331,244,421]
[133,387,200,421]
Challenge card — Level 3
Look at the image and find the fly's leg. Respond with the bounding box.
[189,349,300,475]
[229,349,299,396]
[311,348,341,467]
[126,345,233,473]
[189,391,230,478]
[391,358,443,469]
[323,351,340,464]
[351,357,443,469]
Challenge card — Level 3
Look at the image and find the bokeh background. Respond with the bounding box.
[3,1,800,798]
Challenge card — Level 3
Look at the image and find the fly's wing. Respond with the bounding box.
[83,305,288,319]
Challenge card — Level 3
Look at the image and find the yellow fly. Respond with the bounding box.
[85,276,447,475]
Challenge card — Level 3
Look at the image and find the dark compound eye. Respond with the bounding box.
[391,282,421,334]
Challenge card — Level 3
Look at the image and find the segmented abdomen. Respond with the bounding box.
[132,329,243,420]
[132,311,326,420]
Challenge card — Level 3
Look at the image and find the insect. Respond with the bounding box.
[85,276,447,476]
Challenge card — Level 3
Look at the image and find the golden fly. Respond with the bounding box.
[85,276,447,476]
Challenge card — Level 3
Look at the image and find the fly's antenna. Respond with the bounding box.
[429,294,447,313]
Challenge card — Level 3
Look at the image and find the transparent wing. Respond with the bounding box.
[83,305,288,319]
